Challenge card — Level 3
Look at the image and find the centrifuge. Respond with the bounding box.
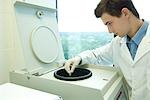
[9,0,128,100]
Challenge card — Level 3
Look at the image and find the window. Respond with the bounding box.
[57,0,113,59]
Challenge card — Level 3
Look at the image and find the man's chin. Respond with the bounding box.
[114,33,124,38]
[118,35,125,38]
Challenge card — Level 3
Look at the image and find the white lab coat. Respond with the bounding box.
[79,24,150,100]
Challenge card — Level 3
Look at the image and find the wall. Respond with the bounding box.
[58,0,150,32]
[57,0,106,32]
[0,0,14,84]
[133,0,150,21]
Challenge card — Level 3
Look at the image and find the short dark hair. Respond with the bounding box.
[94,0,139,18]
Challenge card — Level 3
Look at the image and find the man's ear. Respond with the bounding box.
[121,8,130,17]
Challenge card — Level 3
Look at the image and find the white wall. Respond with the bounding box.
[58,0,150,32]
[57,0,106,32]
[0,0,14,84]
[133,0,150,21]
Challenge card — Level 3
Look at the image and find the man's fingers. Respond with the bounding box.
[64,61,73,74]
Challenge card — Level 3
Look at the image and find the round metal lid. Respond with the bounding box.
[54,68,92,81]
[31,26,59,63]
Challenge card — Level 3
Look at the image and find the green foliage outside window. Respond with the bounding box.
[60,32,113,59]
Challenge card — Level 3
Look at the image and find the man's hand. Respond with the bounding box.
[64,56,81,76]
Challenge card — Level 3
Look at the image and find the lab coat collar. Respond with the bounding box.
[116,35,133,64]
[120,36,134,64]
[134,24,150,63]
[120,35,127,44]
[120,24,150,64]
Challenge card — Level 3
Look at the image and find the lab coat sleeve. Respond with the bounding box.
[78,40,114,66]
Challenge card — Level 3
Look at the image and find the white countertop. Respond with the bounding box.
[0,83,62,100]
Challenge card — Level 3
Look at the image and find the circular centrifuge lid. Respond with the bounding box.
[31,26,59,63]
[54,68,92,81]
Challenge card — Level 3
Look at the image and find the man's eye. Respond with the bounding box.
[107,22,112,25]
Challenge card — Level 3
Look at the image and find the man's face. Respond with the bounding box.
[101,12,130,37]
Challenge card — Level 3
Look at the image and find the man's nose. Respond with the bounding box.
[108,28,113,33]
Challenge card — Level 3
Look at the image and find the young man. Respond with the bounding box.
[64,0,150,99]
